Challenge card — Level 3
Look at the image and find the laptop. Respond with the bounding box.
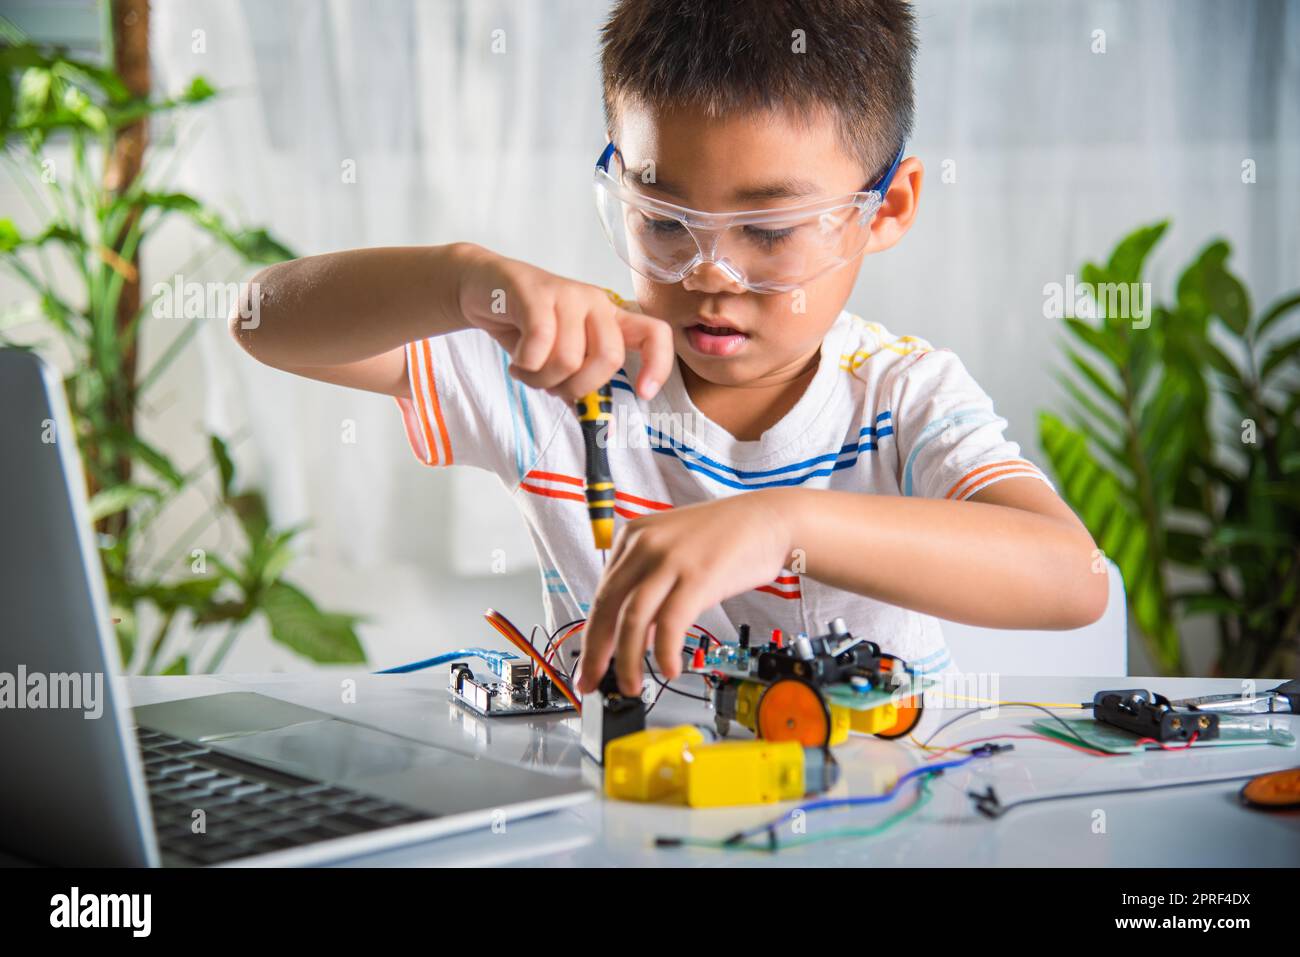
[0,348,592,867]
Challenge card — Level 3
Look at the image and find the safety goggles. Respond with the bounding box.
[593,142,903,294]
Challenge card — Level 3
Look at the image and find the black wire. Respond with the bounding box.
[921,701,1109,753]
[551,619,585,643]
[543,618,584,663]
[643,655,712,704]
[970,772,1260,819]
[644,675,669,715]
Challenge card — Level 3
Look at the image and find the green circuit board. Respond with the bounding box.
[1032,717,1296,753]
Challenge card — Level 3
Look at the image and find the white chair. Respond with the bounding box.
[938,560,1127,676]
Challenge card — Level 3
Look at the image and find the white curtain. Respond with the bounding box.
[142,0,1299,670]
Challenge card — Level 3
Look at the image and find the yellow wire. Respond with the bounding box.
[935,696,1086,712]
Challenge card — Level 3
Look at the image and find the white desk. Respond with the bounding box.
[126,673,1300,866]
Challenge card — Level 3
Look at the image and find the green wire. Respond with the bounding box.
[660,775,936,853]
[779,776,935,849]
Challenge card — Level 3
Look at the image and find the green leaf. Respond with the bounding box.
[1054,371,1125,441]
[0,60,12,133]
[130,576,226,613]
[1064,348,1124,408]
[181,76,217,103]
[1260,335,1300,381]
[1106,221,1169,285]
[1256,292,1300,341]
[1180,241,1250,336]
[1064,318,1123,365]
[125,434,185,488]
[0,218,21,251]
[1210,524,1292,550]
[223,227,295,264]
[1207,268,1251,337]
[261,581,365,664]
[247,527,301,588]
[138,192,296,264]
[1039,412,1174,656]
[1194,336,1244,384]
[228,491,270,546]
[87,483,161,522]
[161,656,190,676]
[210,434,236,498]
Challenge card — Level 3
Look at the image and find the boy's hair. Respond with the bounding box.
[600,0,917,179]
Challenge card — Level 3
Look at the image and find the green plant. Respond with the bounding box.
[1039,221,1300,676]
[0,39,364,673]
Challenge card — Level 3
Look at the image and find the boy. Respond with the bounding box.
[231,0,1107,700]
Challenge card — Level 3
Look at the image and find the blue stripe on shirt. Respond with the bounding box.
[644,411,892,489]
[498,348,538,481]
[902,408,1000,496]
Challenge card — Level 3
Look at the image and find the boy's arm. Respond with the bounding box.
[230,244,473,397]
[578,480,1107,696]
[229,243,671,401]
[781,478,1106,628]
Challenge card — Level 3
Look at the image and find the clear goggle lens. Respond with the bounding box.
[592,148,898,294]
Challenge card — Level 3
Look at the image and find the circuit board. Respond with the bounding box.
[1032,717,1296,753]
[448,660,575,718]
[821,679,938,712]
[688,631,936,713]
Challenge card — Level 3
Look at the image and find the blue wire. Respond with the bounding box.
[374,648,518,675]
[734,753,983,842]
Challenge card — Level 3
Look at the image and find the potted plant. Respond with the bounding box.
[1040,221,1299,676]
[0,33,364,674]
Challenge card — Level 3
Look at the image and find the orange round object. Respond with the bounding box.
[1240,767,1300,809]
[757,679,831,747]
[874,693,924,740]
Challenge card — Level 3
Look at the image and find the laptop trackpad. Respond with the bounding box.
[210,716,583,816]
[134,692,331,743]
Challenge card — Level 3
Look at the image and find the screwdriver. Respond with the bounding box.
[576,384,615,551]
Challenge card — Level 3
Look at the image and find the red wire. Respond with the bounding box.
[545,621,585,665]
[541,619,717,669]
[692,624,720,647]
[926,730,1203,761]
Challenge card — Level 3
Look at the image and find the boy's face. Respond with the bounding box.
[611,100,922,388]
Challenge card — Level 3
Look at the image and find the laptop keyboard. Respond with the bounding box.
[136,727,432,866]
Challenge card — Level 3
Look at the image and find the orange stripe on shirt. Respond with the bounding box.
[421,339,454,465]
[520,486,661,523]
[525,470,674,512]
[944,459,1036,500]
[527,470,583,487]
[408,342,440,465]
[519,482,586,503]
[951,467,1044,501]
[616,490,673,511]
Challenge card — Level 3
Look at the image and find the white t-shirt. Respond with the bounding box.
[396,307,1052,676]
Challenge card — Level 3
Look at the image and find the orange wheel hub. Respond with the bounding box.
[874,693,924,739]
[757,679,831,747]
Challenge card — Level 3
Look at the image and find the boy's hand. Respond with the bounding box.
[455,245,672,400]
[576,491,794,697]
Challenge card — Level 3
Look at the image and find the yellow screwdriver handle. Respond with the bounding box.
[577,385,615,550]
